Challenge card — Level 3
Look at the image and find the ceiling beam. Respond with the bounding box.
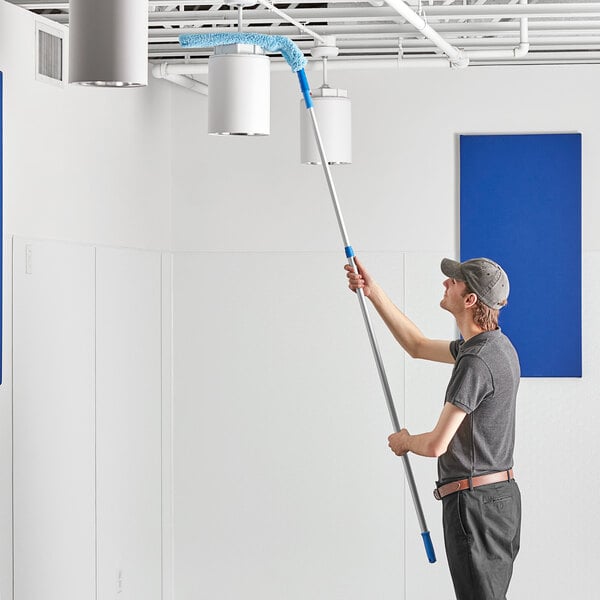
[15,3,600,21]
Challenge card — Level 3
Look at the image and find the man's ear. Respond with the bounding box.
[464,293,478,309]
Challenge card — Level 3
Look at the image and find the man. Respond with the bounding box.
[345,256,521,600]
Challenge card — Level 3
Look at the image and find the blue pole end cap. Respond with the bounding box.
[421,531,437,563]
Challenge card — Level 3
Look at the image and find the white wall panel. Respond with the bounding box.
[0,238,14,600]
[13,237,96,600]
[95,247,163,600]
[173,251,409,600]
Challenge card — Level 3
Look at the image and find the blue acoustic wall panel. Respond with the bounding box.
[460,133,581,377]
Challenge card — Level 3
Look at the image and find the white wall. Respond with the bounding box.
[172,250,460,599]
[171,65,600,255]
[170,64,600,598]
[0,1,172,250]
[172,251,413,599]
[0,2,173,599]
[0,237,13,600]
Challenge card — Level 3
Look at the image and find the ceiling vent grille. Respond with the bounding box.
[36,22,65,86]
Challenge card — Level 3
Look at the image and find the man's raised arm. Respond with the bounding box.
[345,257,455,364]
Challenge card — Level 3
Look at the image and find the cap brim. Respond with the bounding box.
[441,258,463,279]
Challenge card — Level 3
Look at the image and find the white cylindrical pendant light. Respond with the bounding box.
[69,0,148,87]
[208,44,270,136]
[300,86,352,165]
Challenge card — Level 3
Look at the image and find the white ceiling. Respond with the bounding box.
[10,0,600,67]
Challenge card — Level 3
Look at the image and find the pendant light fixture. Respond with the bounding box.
[208,44,270,136]
[208,4,270,135]
[300,38,352,165]
[69,0,148,87]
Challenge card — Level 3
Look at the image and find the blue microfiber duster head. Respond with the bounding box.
[179,32,307,72]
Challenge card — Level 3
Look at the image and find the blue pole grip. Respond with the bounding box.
[297,69,313,109]
[344,245,355,258]
[421,531,436,563]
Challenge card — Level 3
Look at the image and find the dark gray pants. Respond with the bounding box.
[442,480,521,600]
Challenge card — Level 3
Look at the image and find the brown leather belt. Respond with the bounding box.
[433,469,514,501]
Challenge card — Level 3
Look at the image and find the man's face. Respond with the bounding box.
[440,277,470,314]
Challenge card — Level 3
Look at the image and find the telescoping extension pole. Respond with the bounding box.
[175,30,434,563]
[297,69,436,564]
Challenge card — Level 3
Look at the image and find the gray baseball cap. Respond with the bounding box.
[441,257,510,309]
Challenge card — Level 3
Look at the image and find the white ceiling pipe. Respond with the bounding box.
[152,63,206,89]
[482,51,600,63]
[151,55,453,93]
[152,63,209,77]
[148,34,600,51]
[18,0,600,9]
[43,4,600,27]
[154,49,600,68]
[298,56,452,69]
[417,3,600,19]
[129,4,600,21]
[153,55,450,78]
[433,36,600,49]
[382,0,468,67]
[151,63,208,94]
[155,33,546,53]
[148,20,600,41]
[14,0,427,7]
[465,0,529,60]
[169,74,208,95]
[149,36,543,56]
[147,40,600,61]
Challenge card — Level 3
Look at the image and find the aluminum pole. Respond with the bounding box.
[297,69,436,563]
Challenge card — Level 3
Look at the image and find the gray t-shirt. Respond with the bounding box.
[437,329,520,484]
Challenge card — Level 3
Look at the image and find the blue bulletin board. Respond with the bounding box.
[460,134,582,378]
